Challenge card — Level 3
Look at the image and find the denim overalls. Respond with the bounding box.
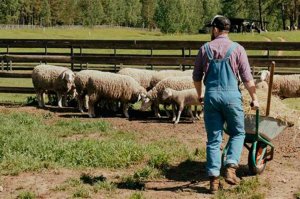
[203,42,246,177]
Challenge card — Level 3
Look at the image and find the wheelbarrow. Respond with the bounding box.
[223,109,287,175]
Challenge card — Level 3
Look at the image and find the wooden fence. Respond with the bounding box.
[0,39,299,94]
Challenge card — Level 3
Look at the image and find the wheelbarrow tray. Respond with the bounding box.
[244,114,287,142]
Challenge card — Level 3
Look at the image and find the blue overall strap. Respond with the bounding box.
[204,42,213,61]
[224,42,238,59]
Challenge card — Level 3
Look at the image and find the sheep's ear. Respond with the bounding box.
[61,71,66,80]
[145,97,150,103]
[137,94,141,102]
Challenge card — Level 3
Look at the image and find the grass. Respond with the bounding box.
[17,191,36,199]
[282,98,300,111]
[0,111,199,175]
[215,176,265,199]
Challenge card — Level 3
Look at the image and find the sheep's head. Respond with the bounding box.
[63,70,75,82]
[134,87,147,102]
[260,70,270,81]
[162,88,173,100]
[62,70,76,91]
[140,90,153,111]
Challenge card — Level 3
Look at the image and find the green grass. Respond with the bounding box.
[295,190,300,199]
[1,27,299,42]
[0,111,198,175]
[17,191,36,199]
[215,177,265,199]
[282,98,300,111]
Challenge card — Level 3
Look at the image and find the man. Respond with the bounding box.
[193,15,259,193]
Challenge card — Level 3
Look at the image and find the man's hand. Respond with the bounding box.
[250,100,259,110]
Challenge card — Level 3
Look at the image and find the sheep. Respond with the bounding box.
[260,70,300,98]
[162,88,204,124]
[150,69,193,88]
[140,76,195,118]
[32,64,76,108]
[87,71,147,118]
[117,68,158,90]
[74,70,97,112]
[255,80,269,90]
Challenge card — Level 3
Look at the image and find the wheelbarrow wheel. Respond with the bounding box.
[248,141,267,175]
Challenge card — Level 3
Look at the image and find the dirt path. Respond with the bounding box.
[0,106,299,199]
[277,36,286,56]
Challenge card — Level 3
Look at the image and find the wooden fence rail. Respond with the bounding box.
[0,39,299,95]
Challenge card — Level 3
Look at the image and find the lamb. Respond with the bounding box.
[150,69,193,88]
[32,64,76,108]
[117,68,158,90]
[87,71,147,118]
[260,70,300,98]
[140,76,195,118]
[162,88,204,124]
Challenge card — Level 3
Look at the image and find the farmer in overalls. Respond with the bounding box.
[193,15,259,193]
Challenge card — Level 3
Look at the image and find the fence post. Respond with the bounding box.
[71,46,74,71]
[114,48,117,72]
[45,43,48,64]
[182,48,185,71]
[80,47,83,70]
[150,48,153,70]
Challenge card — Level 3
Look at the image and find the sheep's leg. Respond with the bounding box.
[154,103,161,118]
[84,95,89,110]
[88,96,96,118]
[123,102,130,118]
[172,103,177,122]
[164,104,170,117]
[174,104,184,124]
[188,105,196,122]
[194,105,201,120]
[57,93,63,108]
[77,94,85,113]
[62,94,68,107]
[37,92,44,107]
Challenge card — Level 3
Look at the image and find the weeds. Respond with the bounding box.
[17,191,36,199]
[72,186,91,198]
[129,192,145,199]
[215,176,265,199]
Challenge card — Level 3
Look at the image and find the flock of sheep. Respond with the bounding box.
[31,64,300,124]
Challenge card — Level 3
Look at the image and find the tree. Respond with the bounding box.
[141,0,157,29]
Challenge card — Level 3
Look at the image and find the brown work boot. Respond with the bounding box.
[224,164,240,185]
[209,176,220,194]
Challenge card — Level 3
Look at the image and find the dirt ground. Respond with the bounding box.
[0,105,299,199]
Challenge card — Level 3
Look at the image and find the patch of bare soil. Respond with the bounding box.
[0,105,299,199]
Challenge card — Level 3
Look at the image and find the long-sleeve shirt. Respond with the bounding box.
[193,35,253,83]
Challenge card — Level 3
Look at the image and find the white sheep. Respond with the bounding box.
[260,70,300,98]
[87,71,147,118]
[32,64,76,108]
[117,68,157,90]
[150,69,193,88]
[74,70,96,112]
[162,88,204,124]
[140,76,195,118]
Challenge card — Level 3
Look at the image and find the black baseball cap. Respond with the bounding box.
[206,15,231,31]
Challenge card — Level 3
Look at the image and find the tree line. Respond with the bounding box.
[0,0,299,33]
